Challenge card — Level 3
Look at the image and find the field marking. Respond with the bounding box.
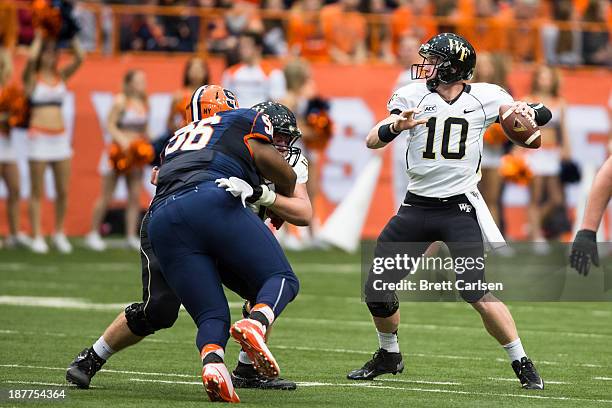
[2,296,608,342]
[3,380,101,389]
[0,364,194,378]
[125,377,612,404]
[0,296,129,311]
[5,363,612,404]
[595,377,612,381]
[2,326,609,370]
[488,377,569,385]
[0,295,242,311]
[0,261,361,274]
[280,316,612,340]
[376,378,461,386]
[130,378,200,385]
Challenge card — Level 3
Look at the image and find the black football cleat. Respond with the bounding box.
[347,349,404,380]
[512,357,544,390]
[66,348,106,389]
[231,362,296,390]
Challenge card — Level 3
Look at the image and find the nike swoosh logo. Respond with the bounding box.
[464,108,476,113]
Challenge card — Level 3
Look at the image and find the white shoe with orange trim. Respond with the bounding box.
[230,319,279,379]
[202,362,240,403]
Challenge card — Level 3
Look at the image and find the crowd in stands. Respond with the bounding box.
[1,0,610,66]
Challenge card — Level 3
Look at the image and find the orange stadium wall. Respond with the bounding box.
[0,55,610,241]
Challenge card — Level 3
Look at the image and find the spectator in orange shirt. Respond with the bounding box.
[0,0,17,49]
[508,0,545,62]
[320,0,367,64]
[581,0,612,66]
[287,0,328,60]
[391,0,437,55]
[455,0,512,54]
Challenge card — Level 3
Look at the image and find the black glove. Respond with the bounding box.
[569,229,599,276]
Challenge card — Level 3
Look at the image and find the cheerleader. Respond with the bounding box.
[85,70,152,251]
[167,57,209,132]
[0,49,30,249]
[524,65,571,249]
[23,31,84,253]
[472,52,510,227]
[281,59,331,249]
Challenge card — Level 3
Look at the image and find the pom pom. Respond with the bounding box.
[109,138,154,173]
[499,153,533,185]
[32,0,62,39]
[0,84,30,129]
[483,123,506,146]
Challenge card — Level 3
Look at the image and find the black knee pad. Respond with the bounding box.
[366,292,399,318]
[146,301,180,330]
[124,303,157,337]
[459,289,488,303]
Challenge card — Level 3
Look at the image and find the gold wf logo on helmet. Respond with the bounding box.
[448,39,471,62]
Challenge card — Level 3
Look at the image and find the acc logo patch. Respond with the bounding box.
[423,105,437,113]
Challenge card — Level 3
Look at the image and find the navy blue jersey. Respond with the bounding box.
[154,108,274,203]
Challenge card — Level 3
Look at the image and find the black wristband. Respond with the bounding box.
[246,185,263,204]
[528,103,552,126]
[378,123,400,143]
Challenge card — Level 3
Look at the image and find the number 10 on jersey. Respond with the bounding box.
[422,117,469,160]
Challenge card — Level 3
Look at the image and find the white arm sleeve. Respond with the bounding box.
[293,154,309,184]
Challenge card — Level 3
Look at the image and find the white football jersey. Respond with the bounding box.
[388,82,514,198]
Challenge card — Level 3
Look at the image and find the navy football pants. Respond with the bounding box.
[147,181,299,352]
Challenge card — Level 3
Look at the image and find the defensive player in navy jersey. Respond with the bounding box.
[65,87,309,402]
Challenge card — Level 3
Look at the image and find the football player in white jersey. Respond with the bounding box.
[347,33,552,390]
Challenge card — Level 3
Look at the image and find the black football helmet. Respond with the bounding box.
[252,101,302,167]
[411,33,476,92]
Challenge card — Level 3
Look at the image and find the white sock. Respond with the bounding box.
[377,330,400,353]
[238,350,253,365]
[92,336,115,361]
[503,338,527,362]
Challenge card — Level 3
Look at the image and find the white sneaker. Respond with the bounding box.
[84,231,107,251]
[126,235,140,251]
[5,233,32,249]
[532,238,551,255]
[31,236,49,254]
[496,244,516,258]
[52,233,73,254]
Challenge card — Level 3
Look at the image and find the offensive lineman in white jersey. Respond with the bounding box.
[347,33,552,390]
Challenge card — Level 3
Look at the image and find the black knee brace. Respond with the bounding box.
[366,292,400,318]
[124,303,156,337]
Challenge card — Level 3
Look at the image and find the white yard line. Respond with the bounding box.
[125,377,612,403]
[488,377,569,385]
[0,296,242,311]
[3,380,101,388]
[376,378,461,386]
[594,377,612,381]
[4,363,611,403]
[0,364,194,378]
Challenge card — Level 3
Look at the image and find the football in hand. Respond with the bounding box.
[499,105,541,149]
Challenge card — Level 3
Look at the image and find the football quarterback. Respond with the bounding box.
[348,33,552,390]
